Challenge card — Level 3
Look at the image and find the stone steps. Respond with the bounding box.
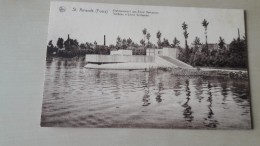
[159,56,192,68]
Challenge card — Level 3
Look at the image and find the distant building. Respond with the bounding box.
[111,50,132,55]
[146,47,179,59]
[207,43,219,50]
[190,43,230,51]
[146,48,163,56]
[132,47,146,55]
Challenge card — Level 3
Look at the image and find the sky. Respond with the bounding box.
[47,1,245,47]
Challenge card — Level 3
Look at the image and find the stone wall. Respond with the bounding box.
[85,55,155,63]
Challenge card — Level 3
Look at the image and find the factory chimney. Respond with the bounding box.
[238,28,240,40]
[104,35,106,46]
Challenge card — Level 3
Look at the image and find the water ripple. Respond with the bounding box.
[41,58,251,129]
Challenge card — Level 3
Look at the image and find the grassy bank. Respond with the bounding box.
[174,68,248,79]
[156,67,248,80]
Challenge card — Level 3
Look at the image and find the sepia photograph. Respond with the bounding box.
[41,1,252,129]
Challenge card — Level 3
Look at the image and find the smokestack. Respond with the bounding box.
[68,34,70,39]
[104,35,106,46]
[238,28,240,40]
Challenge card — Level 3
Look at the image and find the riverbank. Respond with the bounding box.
[47,56,248,80]
[169,68,248,80]
[84,62,248,80]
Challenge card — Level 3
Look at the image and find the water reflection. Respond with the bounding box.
[155,82,163,103]
[182,80,194,123]
[220,82,228,104]
[203,82,219,128]
[142,90,151,106]
[141,78,151,106]
[193,77,204,103]
[42,58,251,129]
[172,76,182,97]
[231,81,251,116]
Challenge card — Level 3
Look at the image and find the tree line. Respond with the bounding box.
[178,20,247,68]
[47,19,247,68]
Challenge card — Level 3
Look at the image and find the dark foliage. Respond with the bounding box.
[56,38,64,49]
[178,37,247,68]
[133,47,146,55]
[46,40,58,56]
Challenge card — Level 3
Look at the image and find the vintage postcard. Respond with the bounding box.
[41,1,252,129]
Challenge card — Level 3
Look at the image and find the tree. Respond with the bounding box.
[228,37,247,68]
[193,37,201,49]
[142,28,147,45]
[218,37,225,49]
[47,40,57,55]
[85,42,94,54]
[202,19,209,46]
[115,36,122,50]
[87,42,93,49]
[172,37,180,48]
[146,33,151,55]
[79,43,86,49]
[63,36,78,51]
[94,41,97,46]
[73,39,79,47]
[140,39,145,46]
[56,38,64,49]
[122,38,127,49]
[85,42,91,49]
[190,37,201,65]
[48,40,54,48]
[182,22,189,49]
[146,33,151,45]
[156,31,162,48]
[109,44,115,49]
[132,42,139,48]
[161,38,170,47]
[126,38,132,47]
[181,22,190,63]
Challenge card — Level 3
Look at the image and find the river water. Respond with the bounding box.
[41,57,252,129]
